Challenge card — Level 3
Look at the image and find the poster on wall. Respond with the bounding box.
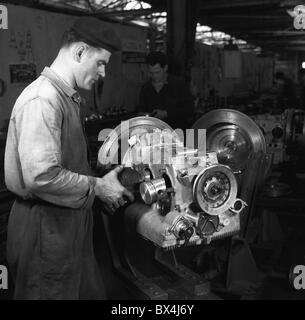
[9,63,37,84]
[122,52,146,63]
[121,39,146,64]
[122,39,146,53]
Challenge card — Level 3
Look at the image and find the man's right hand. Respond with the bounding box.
[94,166,135,210]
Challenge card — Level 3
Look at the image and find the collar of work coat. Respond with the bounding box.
[41,67,82,105]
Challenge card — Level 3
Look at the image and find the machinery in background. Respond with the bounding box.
[284,109,305,157]
[251,109,305,165]
[251,113,286,164]
[84,107,135,169]
[84,106,130,122]
[84,107,133,136]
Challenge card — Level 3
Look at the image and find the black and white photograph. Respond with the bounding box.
[1,0,305,305]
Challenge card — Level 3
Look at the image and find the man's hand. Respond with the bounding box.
[94,166,135,211]
[152,109,167,120]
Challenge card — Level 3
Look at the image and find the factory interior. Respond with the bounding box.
[1,0,305,301]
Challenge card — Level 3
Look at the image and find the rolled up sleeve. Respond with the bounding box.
[15,97,95,209]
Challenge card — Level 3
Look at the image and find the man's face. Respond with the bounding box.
[148,63,167,84]
[76,47,111,90]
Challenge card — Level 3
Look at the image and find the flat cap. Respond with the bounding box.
[71,17,122,53]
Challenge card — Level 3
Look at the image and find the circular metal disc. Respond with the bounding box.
[192,109,266,172]
[98,116,177,167]
[193,164,238,215]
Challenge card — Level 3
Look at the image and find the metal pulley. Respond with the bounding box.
[193,164,238,215]
[192,109,266,173]
[139,178,167,205]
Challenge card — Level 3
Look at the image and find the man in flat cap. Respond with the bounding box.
[4,17,133,300]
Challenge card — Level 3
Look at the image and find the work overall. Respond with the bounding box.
[5,67,105,299]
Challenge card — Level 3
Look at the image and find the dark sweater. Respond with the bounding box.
[139,75,194,129]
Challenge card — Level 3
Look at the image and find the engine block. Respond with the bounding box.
[98,116,246,249]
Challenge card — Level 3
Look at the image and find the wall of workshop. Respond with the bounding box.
[0,4,147,131]
[191,42,274,105]
[275,52,298,82]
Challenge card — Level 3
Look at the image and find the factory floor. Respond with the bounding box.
[1,206,305,300]
[93,209,305,301]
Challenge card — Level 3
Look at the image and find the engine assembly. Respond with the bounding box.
[98,116,247,250]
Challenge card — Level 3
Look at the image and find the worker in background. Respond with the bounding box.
[4,17,134,300]
[138,51,194,129]
[274,71,297,109]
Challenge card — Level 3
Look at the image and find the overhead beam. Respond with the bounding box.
[199,21,291,31]
[199,15,290,25]
[1,0,87,14]
[240,35,305,41]
[200,0,280,10]
[228,30,305,35]
[199,29,302,36]
[199,0,303,10]
[281,46,305,50]
[201,17,290,24]
[94,8,158,17]
[252,40,305,44]
[280,0,305,7]
[200,14,288,20]
[229,31,298,39]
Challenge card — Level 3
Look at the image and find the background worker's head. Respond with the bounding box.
[146,51,168,84]
[59,17,121,90]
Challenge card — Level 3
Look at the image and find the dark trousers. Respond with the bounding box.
[6,197,106,300]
